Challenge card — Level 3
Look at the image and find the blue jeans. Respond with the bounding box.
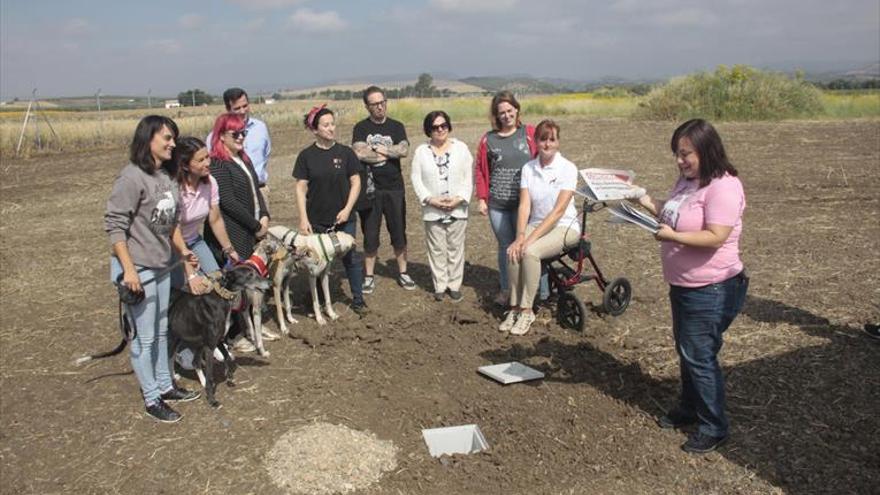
[488,207,549,298]
[171,237,221,289]
[670,271,749,437]
[315,217,364,306]
[111,257,174,406]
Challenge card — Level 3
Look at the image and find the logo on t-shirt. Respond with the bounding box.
[332,157,343,169]
[150,190,177,236]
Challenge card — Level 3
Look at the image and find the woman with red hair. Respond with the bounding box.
[204,113,269,263]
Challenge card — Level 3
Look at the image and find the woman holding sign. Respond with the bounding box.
[631,119,748,454]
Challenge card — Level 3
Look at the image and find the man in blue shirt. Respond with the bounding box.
[207,87,272,197]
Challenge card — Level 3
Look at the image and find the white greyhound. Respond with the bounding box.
[267,225,355,328]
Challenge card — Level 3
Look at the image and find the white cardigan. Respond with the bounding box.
[410,138,474,221]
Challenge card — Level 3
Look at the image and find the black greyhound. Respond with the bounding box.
[168,265,270,408]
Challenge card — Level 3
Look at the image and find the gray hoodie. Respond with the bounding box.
[104,163,179,269]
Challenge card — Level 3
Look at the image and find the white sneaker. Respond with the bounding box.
[510,311,536,336]
[499,311,519,333]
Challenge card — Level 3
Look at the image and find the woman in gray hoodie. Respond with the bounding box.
[104,115,201,423]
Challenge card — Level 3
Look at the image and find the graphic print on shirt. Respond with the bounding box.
[366,134,393,168]
[659,191,691,229]
[150,189,177,236]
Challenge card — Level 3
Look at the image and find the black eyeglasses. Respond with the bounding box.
[431,123,449,132]
[226,130,248,139]
[367,100,387,108]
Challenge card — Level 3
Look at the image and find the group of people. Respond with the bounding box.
[104,86,749,455]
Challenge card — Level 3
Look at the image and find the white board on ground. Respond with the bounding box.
[421,425,489,457]
[478,362,545,385]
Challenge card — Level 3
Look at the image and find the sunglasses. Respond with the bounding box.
[431,123,450,132]
[226,130,248,139]
[367,100,387,108]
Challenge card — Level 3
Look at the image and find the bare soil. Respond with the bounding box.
[1,118,878,494]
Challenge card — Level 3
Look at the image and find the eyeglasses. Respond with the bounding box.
[431,123,450,132]
[366,100,387,108]
[226,130,248,139]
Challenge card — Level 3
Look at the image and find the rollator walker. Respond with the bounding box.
[542,198,632,332]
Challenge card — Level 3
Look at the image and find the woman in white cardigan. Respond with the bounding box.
[410,111,474,302]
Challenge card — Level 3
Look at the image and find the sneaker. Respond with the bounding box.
[510,311,536,336]
[261,328,281,341]
[232,338,256,353]
[499,310,519,333]
[865,323,880,340]
[682,432,728,454]
[398,273,417,290]
[448,290,463,303]
[363,276,376,294]
[161,387,201,403]
[657,408,698,429]
[351,301,369,317]
[433,292,445,302]
[145,400,181,423]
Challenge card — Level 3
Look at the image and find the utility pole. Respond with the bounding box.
[191,90,196,107]
[96,88,102,113]
[147,88,152,109]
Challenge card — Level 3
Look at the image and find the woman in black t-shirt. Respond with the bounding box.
[292,106,367,313]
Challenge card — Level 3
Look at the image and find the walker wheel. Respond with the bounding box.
[603,277,632,316]
[557,291,587,332]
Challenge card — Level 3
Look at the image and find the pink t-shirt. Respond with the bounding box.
[178,176,219,244]
[659,174,745,287]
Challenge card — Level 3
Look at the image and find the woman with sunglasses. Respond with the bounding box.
[104,115,201,423]
[410,111,473,302]
[204,113,269,264]
[293,105,367,314]
[205,113,271,352]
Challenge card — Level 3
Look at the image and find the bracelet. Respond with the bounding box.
[222,246,235,254]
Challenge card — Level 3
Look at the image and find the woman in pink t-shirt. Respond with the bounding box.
[171,136,239,294]
[632,119,749,454]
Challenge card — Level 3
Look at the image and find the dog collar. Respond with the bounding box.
[242,255,269,278]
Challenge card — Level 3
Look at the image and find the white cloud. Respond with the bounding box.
[178,14,204,29]
[288,8,347,32]
[144,39,182,54]
[227,0,307,9]
[62,18,94,36]
[430,0,518,13]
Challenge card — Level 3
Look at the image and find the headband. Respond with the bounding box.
[306,103,328,129]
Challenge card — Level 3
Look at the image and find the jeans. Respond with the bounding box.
[315,217,364,306]
[488,207,549,298]
[171,236,221,289]
[111,257,174,406]
[670,271,749,437]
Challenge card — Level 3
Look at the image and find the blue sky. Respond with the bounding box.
[2,0,878,98]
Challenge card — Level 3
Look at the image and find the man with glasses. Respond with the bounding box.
[207,88,272,203]
[352,86,414,294]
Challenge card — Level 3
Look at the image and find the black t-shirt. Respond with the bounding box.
[292,143,362,227]
[351,118,408,191]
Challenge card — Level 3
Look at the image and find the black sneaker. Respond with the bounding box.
[161,387,201,403]
[657,408,698,429]
[398,273,417,290]
[433,292,445,302]
[865,323,880,340]
[145,400,182,423]
[351,301,369,317]
[448,290,463,303]
[682,432,727,454]
[362,276,376,294]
